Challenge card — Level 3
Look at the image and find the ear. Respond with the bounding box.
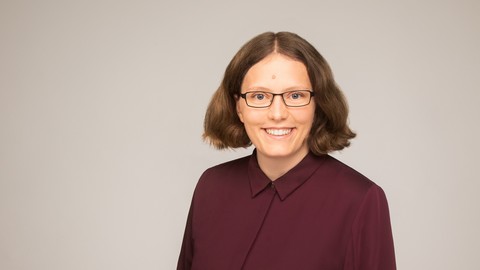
[235,95,244,123]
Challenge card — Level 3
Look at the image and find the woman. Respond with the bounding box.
[177,32,396,270]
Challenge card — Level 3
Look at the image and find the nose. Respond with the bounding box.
[268,95,288,120]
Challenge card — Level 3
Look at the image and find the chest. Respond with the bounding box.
[191,182,357,270]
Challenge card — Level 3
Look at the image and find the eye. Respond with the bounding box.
[251,92,267,100]
[288,91,306,100]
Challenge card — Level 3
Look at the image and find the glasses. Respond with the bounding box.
[240,90,315,108]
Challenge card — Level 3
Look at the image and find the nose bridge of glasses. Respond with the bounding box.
[270,93,288,107]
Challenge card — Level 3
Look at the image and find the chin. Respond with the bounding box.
[258,147,304,159]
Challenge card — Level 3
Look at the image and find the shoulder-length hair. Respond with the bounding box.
[203,31,356,155]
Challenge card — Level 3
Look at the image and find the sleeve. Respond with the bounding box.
[177,201,194,270]
[343,185,396,270]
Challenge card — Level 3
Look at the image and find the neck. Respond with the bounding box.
[256,148,309,181]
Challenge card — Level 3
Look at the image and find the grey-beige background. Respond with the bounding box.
[1,0,479,269]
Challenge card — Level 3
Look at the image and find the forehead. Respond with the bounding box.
[241,53,311,91]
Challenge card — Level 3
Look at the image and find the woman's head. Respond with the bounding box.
[203,31,356,155]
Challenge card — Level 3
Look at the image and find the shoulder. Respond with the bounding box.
[200,155,250,179]
[314,155,381,198]
[194,154,250,191]
[310,155,391,220]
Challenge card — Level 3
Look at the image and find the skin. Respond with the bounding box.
[236,53,315,180]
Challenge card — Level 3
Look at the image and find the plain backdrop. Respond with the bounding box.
[1,0,479,269]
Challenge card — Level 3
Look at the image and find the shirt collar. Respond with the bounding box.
[248,150,327,200]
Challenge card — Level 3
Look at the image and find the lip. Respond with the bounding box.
[263,128,295,137]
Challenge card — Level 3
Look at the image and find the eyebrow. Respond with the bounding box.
[244,86,312,92]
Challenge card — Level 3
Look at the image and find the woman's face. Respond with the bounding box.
[236,53,315,161]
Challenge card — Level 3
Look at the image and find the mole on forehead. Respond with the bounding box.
[271,74,276,79]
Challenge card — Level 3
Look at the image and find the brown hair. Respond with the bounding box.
[203,31,356,155]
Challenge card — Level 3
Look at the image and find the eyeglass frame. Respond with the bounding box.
[239,90,315,108]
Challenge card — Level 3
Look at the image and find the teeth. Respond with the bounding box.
[265,129,292,136]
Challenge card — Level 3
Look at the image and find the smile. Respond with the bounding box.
[265,128,293,136]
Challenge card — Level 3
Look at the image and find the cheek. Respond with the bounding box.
[295,108,315,125]
[241,111,258,126]
[307,105,316,121]
[240,111,267,133]
[296,109,315,130]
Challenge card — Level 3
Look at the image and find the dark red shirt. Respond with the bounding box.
[178,151,396,270]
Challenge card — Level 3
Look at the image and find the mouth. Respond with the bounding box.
[264,128,293,136]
